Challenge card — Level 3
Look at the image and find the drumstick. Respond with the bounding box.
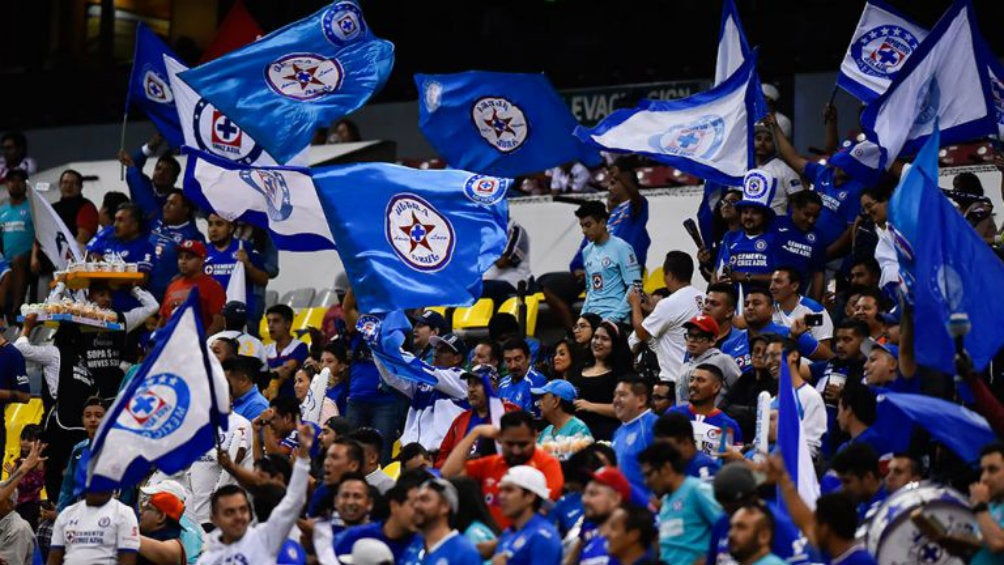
[683,218,705,250]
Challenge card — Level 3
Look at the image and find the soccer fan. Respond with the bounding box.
[885,453,922,495]
[481,219,532,307]
[223,356,268,421]
[770,267,832,344]
[208,302,269,374]
[263,304,309,399]
[638,443,724,565]
[347,428,395,496]
[0,324,29,454]
[147,190,204,300]
[575,200,641,324]
[811,319,867,412]
[970,442,1004,564]
[835,385,894,459]
[87,203,155,291]
[861,339,917,392]
[136,488,188,565]
[651,381,674,414]
[571,320,631,441]
[653,413,720,480]
[492,466,562,565]
[764,336,826,454]
[602,504,660,565]
[498,338,547,413]
[0,169,33,315]
[436,367,518,467]
[333,472,375,535]
[333,471,425,564]
[533,379,592,443]
[627,250,706,382]
[703,282,753,374]
[187,401,253,529]
[51,169,99,245]
[159,240,226,334]
[49,488,140,565]
[830,443,887,522]
[306,438,364,519]
[0,131,36,182]
[675,314,742,406]
[773,192,826,295]
[611,376,658,498]
[410,310,446,365]
[727,504,789,565]
[411,478,481,562]
[752,119,803,215]
[744,286,828,361]
[714,170,780,287]
[118,134,181,218]
[56,397,105,511]
[669,363,743,454]
[566,466,632,564]
[203,214,269,321]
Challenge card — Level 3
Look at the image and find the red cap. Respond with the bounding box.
[148,492,185,522]
[589,466,632,501]
[684,315,719,337]
[176,239,207,259]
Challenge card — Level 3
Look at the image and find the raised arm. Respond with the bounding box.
[766,114,808,175]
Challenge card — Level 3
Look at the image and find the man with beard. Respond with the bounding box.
[333,471,425,564]
[411,478,480,563]
[713,171,779,288]
[566,466,632,565]
[493,466,562,565]
[810,319,868,442]
[306,438,363,519]
[203,215,269,329]
[669,365,743,456]
[727,505,788,565]
[441,410,563,529]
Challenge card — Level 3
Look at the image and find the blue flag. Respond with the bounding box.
[715,0,751,86]
[357,311,437,386]
[87,288,230,491]
[313,163,509,313]
[777,355,819,510]
[874,391,996,464]
[128,23,185,147]
[179,1,394,164]
[888,126,1004,374]
[575,53,767,186]
[860,0,997,169]
[415,71,601,177]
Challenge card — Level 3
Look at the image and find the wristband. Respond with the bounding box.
[972,502,989,513]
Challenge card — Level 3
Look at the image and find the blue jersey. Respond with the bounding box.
[348,334,398,404]
[89,234,155,273]
[707,500,815,565]
[717,327,752,374]
[334,522,420,564]
[496,514,562,565]
[85,225,114,255]
[669,405,744,455]
[657,477,724,565]
[570,198,651,272]
[232,386,268,421]
[773,216,826,281]
[0,200,33,257]
[686,451,721,481]
[418,531,480,564]
[581,235,641,323]
[266,339,309,398]
[579,521,620,565]
[0,343,28,414]
[498,368,547,414]
[148,220,204,298]
[550,492,583,536]
[612,410,658,500]
[717,229,777,277]
[204,238,265,316]
[803,162,864,247]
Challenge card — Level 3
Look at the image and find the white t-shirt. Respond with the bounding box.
[773,296,834,341]
[629,285,706,382]
[187,412,254,524]
[51,498,141,565]
[208,330,269,371]
[761,157,804,215]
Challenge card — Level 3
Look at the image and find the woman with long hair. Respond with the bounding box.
[571,313,601,361]
[548,338,581,381]
[570,320,633,441]
[450,477,499,564]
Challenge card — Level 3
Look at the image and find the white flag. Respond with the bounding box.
[28,187,82,270]
[838,0,929,102]
[225,252,247,305]
[715,0,750,86]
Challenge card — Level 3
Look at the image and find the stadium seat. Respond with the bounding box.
[644,266,665,294]
[452,299,494,330]
[265,290,279,308]
[4,398,43,473]
[280,288,315,310]
[498,293,543,336]
[383,461,401,481]
[293,307,327,335]
[312,288,338,308]
[259,317,273,345]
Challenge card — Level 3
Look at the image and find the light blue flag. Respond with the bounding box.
[887,126,1004,374]
[179,1,394,164]
[777,355,819,510]
[714,0,751,86]
[837,0,929,103]
[356,310,437,387]
[875,392,996,464]
[87,288,230,491]
[128,23,185,147]
[575,53,767,186]
[860,0,997,169]
[313,163,509,313]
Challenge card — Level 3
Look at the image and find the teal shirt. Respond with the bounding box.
[657,476,724,565]
[972,502,1004,565]
[537,417,593,444]
[581,234,640,323]
[463,521,497,565]
[0,200,33,258]
[751,554,789,565]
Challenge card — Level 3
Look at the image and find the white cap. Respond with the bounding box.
[761,83,780,102]
[140,479,189,504]
[339,538,394,565]
[499,465,551,501]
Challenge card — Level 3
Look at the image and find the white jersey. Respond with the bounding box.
[773,296,834,341]
[208,330,269,370]
[761,157,804,215]
[197,457,310,565]
[51,498,141,565]
[629,285,705,382]
[187,413,254,524]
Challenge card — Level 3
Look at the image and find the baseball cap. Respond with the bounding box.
[713,462,759,503]
[530,379,577,402]
[176,239,207,259]
[499,465,551,501]
[422,478,459,514]
[683,315,720,337]
[861,339,898,360]
[429,332,469,358]
[339,538,394,565]
[140,479,190,504]
[221,301,247,323]
[413,310,446,333]
[146,492,185,522]
[589,466,632,501]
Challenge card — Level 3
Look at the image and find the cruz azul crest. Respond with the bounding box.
[239,170,293,221]
[116,373,190,440]
[266,53,344,101]
[321,2,366,45]
[143,67,174,104]
[472,97,529,153]
[193,100,264,164]
[852,25,921,79]
[463,175,509,205]
[386,194,455,272]
[356,314,382,344]
[648,115,725,159]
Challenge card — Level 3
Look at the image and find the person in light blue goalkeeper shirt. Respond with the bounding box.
[638,443,723,565]
[577,200,641,324]
[409,478,481,565]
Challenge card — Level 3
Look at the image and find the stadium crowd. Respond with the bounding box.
[0,88,1003,565]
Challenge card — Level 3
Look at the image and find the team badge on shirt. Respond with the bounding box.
[266,53,344,100]
[464,175,509,205]
[192,100,264,164]
[321,2,366,45]
[119,373,190,440]
[239,169,293,221]
[472,97,529,153]
[386,194,456,272]
[649,115,725,159]
[143,67,174,104]
[851,25,921,79]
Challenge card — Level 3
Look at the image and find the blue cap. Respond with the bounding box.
[530,379,578,402]
[861,339,898,360]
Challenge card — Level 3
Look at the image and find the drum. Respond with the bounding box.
[861,482,981,565]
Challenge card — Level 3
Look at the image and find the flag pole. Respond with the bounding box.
[827,83,839,107]
[119,110,129,181]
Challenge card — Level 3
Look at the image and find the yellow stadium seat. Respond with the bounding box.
[4,399,44,475]
[259,316,273,346]
[498,293,542,336]
[383,461,401,481]
[452,298,494,329]
[644,266,665,294]
[392,439,401,459]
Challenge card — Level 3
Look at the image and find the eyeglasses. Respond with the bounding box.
[685,333,711,342]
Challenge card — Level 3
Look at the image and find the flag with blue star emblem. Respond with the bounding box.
[416,71,601,177]
[128,23,185,147]
[178,1,394,164]
[838,0,929,103]
[88,288,230,492]
[860,0,998,169]
[313,163,510,313]
[887,126,1004,375]
[575,52,767,186]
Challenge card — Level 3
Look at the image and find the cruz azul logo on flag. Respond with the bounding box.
[143,66,174,104]
[648,115,725,159]
[423,81,443,113]
[238,170,293,221]
[472,97,529,153]
[912,78,940,130]
[356,314,381,343]
[851,25,921,79]
[193,100,264,164]
[266,53,344,101]
[321,2,366,45]
[463,175,509,205]
[118,373,190,440]
[385,194,456,272]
